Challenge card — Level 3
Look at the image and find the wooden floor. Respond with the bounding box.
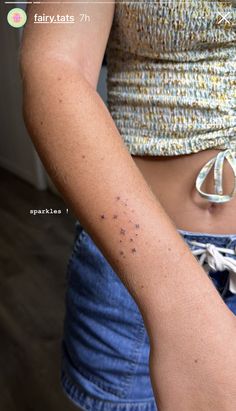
[0,168,80,411]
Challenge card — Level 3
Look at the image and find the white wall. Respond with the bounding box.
[0,11,47,189]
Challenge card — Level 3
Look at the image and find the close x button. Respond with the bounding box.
[215,4,236,29]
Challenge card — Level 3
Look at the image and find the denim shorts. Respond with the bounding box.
[60,221,236,411]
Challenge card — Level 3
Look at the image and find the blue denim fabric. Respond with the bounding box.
[60,221,236,411]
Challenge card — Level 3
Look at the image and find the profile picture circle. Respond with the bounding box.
[7,8,27,28]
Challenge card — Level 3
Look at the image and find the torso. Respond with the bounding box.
[132,149,236,234]
[106,0,236,233]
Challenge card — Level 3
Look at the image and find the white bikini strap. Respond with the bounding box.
[188,240,236,294]
[195,148,236,203]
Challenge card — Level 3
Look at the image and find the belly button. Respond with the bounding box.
[208,203,215,213]
[207,202,219,213]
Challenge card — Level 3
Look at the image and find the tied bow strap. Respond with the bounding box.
[195,148,236,203]
[189,240,236,294]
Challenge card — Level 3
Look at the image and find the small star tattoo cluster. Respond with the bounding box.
[98,196,141,261]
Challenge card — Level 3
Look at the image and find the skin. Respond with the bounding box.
[20,1,236,409]
[133,152,236,234]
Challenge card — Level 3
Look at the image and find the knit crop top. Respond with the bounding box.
[105,0,236,203]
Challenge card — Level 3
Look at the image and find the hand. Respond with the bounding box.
[148,304,236,411]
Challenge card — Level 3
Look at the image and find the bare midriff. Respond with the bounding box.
[132,148,236,234]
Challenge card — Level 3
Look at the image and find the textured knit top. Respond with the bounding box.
[105,0,236,203]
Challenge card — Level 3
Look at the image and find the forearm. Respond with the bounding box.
[21,59,230,341]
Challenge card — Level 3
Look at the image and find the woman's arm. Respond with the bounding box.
[20,2,236,408]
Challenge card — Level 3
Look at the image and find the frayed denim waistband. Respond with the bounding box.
[177,228,236,294]
[177,228,236,239]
